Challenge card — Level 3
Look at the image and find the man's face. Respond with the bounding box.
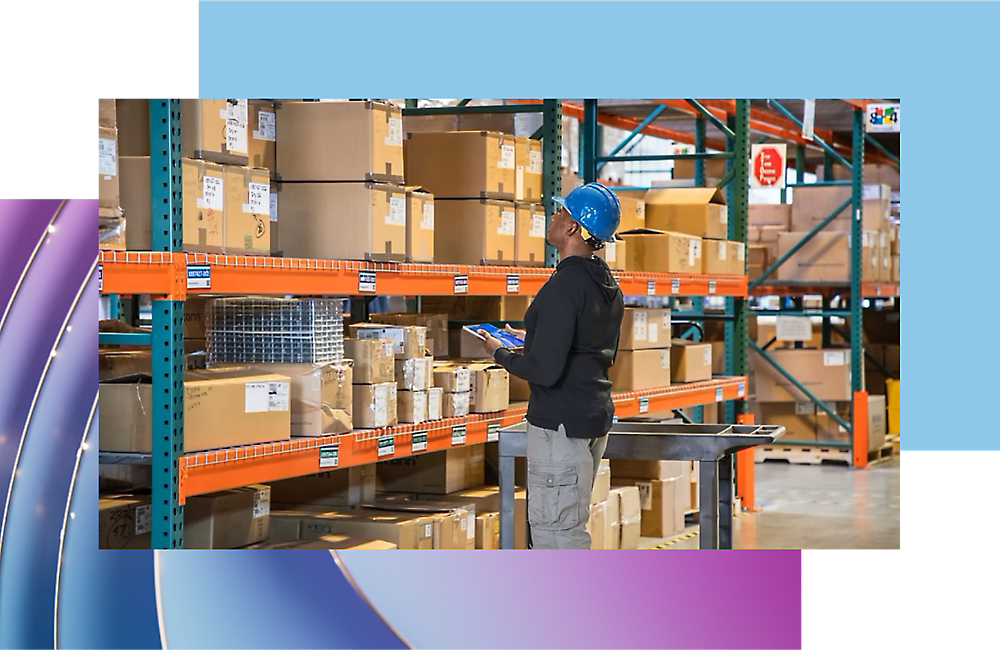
[547,206,571,246]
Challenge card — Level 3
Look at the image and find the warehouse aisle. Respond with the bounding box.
[645,458,901,550]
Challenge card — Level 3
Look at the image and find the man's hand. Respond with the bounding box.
[505,324,526,340]
[478,329,504,356]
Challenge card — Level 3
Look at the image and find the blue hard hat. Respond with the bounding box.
[554,182,621,242]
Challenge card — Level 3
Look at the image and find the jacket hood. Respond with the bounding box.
[557,254,622,303]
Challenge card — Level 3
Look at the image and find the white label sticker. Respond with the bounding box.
[98,264,103,292]
[636,201,646,220]
[358,271,376,293]
[387,195,406,226]
[487,422,500,443]
[670,278,680,294]
[412,431,428,453]
[637,482,652,510]
[647,281,656,296]
[639,397,649,414]
[692,239,702,258]
[737,243,745,261]
[254,110,276,141]
[703,346,712,366]
[248,181,270,214]
[661,350,670,369]
[633,311,648,341]
[467,513,475,540]
[737,382,745,398]
[662,313,671,332]
[823,350,846,366]
[795,402,813,415]
[421,202,435,230]
[203,176,224,210]
[134,505,151,535]
[385,116,403,146]
[424,523,432,539]
[268,381,289,411]
[187,265,211,289]
[226,99,248,154]
[605,241,616,263]
[720,209,728,225]
[716,387,724,402]
[776,315,812,342]
[528,149,543,174]
[499,209,515,235]
[453,275,469,294]
[269,192,278,222]
[530,212,546,238]
[500,143,515,169]
[862,184,881,200]
[506,275,519,294]
[709,280,716,294]
[648,322,659,344]
[374,385,388,426]
[319,445,339,468]
[98,137,117,176]
[253,490,270,518]
[452,424,467,446]
[245,382,270,412]
[718,241,727,260]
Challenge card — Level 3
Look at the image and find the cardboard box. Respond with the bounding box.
[249,99,277,171]
[345,338,395,384]
[748,203,791,228]
[644,187,728,239]
[776,231,879,282]
[119,156,151,249]
[276,509,435,549]
[613,477,684,538]
[428,387,443,420]
[181,158,226,251]
[702,239,744,275]
[450,487,528,549]
[377,446,485,494]
[404,187,435,262]
[509,374,530,402]
[403,111,515,135]
[259,534,396,550]
[591,463,611,505]
[248,362,352,436]
[181,99,249,165]
[515,137,543,201]
[596,236,627,270]
[352,324,427,359]
[475,511,500,550]
[270,466,375,508]
[609,459,686,480]
[619,308,672,351]
[756,402,818,441]
[395,357,433,391]
[620,229,701,273]
[672,158,728,180]
[868,394,888,451]
[670,340,713,383]
[420,295,530,322]
[434,198,517,265]
[99,98,116,128]
[362,502,473,549]
[353,382,397,428]
[613,486,642,550]
[398,389,429,423]
[468,363,510,413]
[98,495,151,549]
[99,126,120,210]
[276,100,403,182]
[222,165,271,255]
[116,99,150,156]
[754,348,852,402]
[790,185,889,233]
[514,201,546,265]
[184,484,270,549]
[99,351,152,382]
[404,131,517,199]
[604,486,620,549]
[378,313,449,358]
[587,501,606,550]
[617,194,646,233]
[99,369,291,453]
[433,364,472,392]
[442,390,471,417]
[610,348,671,391]
[278,181,408,261]
[748,244,769,280]
[99,208,126,250]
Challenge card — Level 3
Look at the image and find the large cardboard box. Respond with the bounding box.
[276,100,403,182]
[99,126,120,210]
[345,338,395,384]
[98,495,151,549]
[395,357,433,391]
[514,201,546,265]
[222,165,271,255]
[181,99,249,165]
[892,255,900,283]
[620,229,701,273]
[468,362,510,413]
[670,340,713,383]
[270,466,375,508]
[644,187,728,239]
[609,459,686,480]
[433,364,472,393]
[404,131,517,199]
[352,323,427,359]
[748,244,768,280]
[378,313,449,359]
[277,509,435,549]
[249,99,277,171]
[278,181,408,261]
[475,511,500,550]
[619,308,672,351]
[587,501,606,550]
[748,203,791,228]
[612,486,642,550]
[398,389,429,423]
[434,198,517,265]
[449,487,528,549]
[353,382,398,428]
[756,402,818,441]
[99,369,291,453]
[448,327,500,361]
[702,239,745,275]
[184,485,270,549]
[776,231,879,282]
[754,348,852,402]
[244,362,352,436]
[614,191,647,233]
[790,185,889,233]
[119,156,151,250]
[596,236,627,270]
[404,187,435,262]
[181,158,226,251]
[116,99,150,156]
[815,402,853,443]
[613,477,684,538]
[377,446,485,495]
[442,391,471,417]
[514,137,543,201]
[868,394,888,451]
[609,348,671,391]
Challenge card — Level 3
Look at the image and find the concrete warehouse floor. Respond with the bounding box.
[641,457,901,550]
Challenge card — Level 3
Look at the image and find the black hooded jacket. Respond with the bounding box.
[493,255,624,438]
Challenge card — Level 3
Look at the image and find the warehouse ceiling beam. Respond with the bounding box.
[685,99,735,140]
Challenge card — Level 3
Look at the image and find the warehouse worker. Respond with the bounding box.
[479,182,624,550]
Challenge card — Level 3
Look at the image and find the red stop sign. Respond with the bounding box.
[753,147,784,186]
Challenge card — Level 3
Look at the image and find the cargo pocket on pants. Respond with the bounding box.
[527,465,580,531]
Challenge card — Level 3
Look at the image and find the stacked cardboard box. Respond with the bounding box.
[405,187,435,262]
[270,466,376,509]
[344,337,398,429]
[376,313,449,359]
[99,100,124,249]
[609,308,672,391]
[433,362,472,417]
[670,339,713,383]
[427,486,529,549]
[357,500,476,550]
[585,459,616,549]
[611,460,688,539]
[244,362,353,436]
[608,485,642,549]
[179,158,272,254]
[184,485,272,549]
[270,508,435,549]
[514,136,543,202]
[514,201,546,265]
[377,447,485,495]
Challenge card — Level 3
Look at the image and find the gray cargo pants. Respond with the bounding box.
[526,422,609,550]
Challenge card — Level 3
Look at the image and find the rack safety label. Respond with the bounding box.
[452,424,466,446]
[453,274,469,294]
[639,397,649,414]
[358,271,376,293]
[98,264,103,292]
[487,422,500,442]
[411,431,428,453]
[715,387,724,402]
[187,265,211,290]
[377,434,395,458]
[319,445,339,468]
[507,275,519,294]
[671,278,680,294]
[647,281,656,296]
[737,382,745,398]
[708,279,717,295]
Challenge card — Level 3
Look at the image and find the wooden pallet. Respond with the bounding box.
[756,440,897,466]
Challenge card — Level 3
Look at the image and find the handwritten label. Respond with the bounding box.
[248,181,269,214]
[378,434,395,458]
[358,271,376,293]
[528,149,543,174]
[412,431,428,453]
[499,143,515,169]
[226,99,248,154]
[319,445,339,468]
[453,274,469,294]
[203,176,224,210]
[385,116,403,146]
[187,265,211,290]
[387,196,406,226]
[421,202,434,230]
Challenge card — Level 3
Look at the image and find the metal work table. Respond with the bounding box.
[498,420,784,549]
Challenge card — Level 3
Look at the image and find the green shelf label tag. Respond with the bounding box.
[412,431,427,453]
[319,445,339,468]
[639,397,649,414]
[377,434,395,458]
[452,425,467,446]
[487,422,500,442]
